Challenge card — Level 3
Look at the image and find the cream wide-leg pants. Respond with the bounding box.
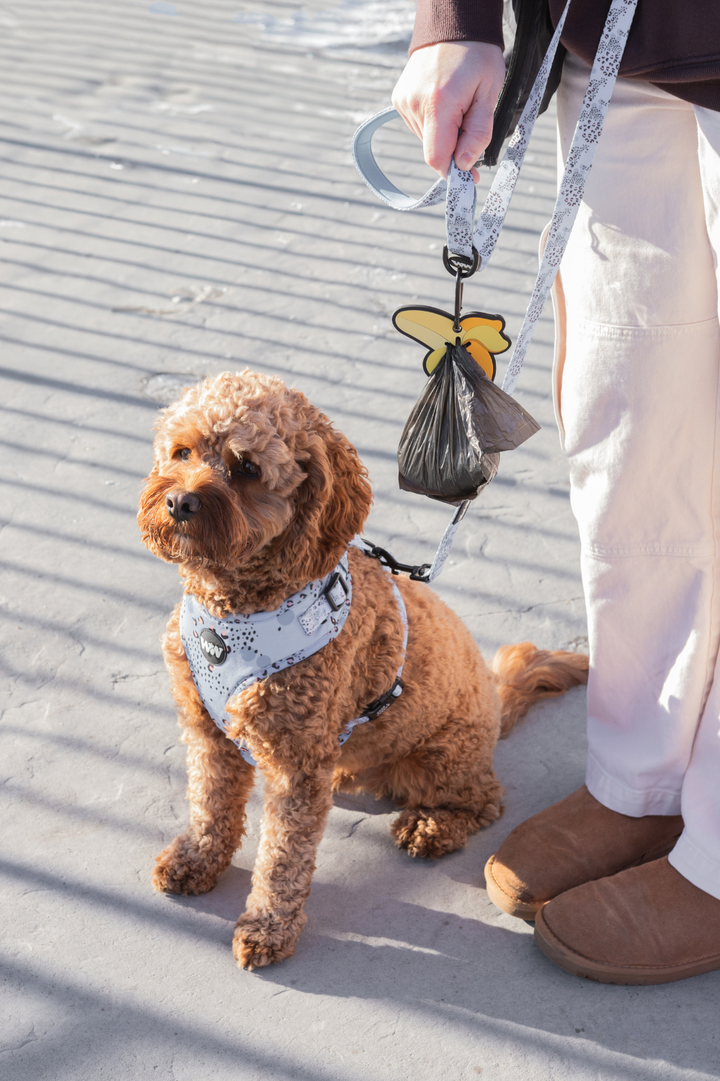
[554,54,720,900]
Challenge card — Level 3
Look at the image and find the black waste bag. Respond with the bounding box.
[398,343,540,506]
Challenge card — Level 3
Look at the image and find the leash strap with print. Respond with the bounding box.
[352,0,639,582]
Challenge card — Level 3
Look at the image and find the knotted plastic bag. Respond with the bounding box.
[397,343,540,506]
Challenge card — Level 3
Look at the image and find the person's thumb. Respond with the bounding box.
[454,94,496,171]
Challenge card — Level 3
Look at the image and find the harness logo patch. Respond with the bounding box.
[200,628,228,665]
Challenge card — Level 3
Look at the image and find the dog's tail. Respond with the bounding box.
[492,642,589,737]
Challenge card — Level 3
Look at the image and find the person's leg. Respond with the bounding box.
[486,57,720,918]
[668,103,720,901]
[530,93,720,986]
[558,58,720,817]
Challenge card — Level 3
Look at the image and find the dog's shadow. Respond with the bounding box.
[253,878,525,1002]
[165,862,522,998]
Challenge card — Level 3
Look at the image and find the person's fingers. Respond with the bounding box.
[422,97,466,176]
[391,83,423,140]
[454,49,506,169]
[399,106,423,142]
[454,94,497,170]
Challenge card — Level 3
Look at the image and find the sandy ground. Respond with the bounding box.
[1,2,718,1079]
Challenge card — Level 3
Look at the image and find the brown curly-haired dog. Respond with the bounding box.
[138,370,588,970]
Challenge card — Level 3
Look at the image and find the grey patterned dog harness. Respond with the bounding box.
[180,546,408,766]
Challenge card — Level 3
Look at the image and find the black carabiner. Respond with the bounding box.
[453,266,464,334]
[443,245,480,334]
[359,542,432,583]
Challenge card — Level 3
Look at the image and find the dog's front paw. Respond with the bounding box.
[153,832,228,895]
[233,910,307,971]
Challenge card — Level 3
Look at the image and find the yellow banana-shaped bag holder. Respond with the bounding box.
[392,305,510,380]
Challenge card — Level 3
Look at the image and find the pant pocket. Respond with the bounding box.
[563,317,720,553]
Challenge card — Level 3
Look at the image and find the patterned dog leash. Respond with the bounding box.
[353,0,639,582]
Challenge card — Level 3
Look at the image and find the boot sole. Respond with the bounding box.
[484,832,683,922]
[484,855,543,920]
[534,908,720,985]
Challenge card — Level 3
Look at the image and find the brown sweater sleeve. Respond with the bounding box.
[410,0,505,54]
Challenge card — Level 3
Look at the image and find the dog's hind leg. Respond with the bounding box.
[153,606,256,896]
[384,716,505,859]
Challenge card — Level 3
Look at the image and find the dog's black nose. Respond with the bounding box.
[166,489,202,522]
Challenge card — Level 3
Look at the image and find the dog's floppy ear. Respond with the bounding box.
[291,419,373,575]
[317,421,373,549]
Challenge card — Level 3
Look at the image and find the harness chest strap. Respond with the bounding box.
[339,537,408,747]
[179,543,408,767]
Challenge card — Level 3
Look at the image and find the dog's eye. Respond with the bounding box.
[176,448,191,462]
[235,459,259,479]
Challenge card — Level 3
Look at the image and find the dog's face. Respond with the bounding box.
[138,370,372,584]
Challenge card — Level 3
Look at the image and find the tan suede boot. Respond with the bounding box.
[535,857,720,984]
[484,786,683,919]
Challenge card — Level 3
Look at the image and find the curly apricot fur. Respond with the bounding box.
[139,370,588,969]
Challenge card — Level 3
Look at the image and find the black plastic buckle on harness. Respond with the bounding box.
[323,568,350,611]
[363,677,404,721]
[359,541,432,583]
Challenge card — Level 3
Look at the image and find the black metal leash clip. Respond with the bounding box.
[359,541,432,583]
[442,245,480,333]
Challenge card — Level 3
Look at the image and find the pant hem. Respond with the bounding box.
[586,754,682,817]
[669,833,720,901]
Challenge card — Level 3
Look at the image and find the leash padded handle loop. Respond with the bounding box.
[352,107,447,211]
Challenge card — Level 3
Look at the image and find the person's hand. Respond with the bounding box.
[392,41,506,180]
